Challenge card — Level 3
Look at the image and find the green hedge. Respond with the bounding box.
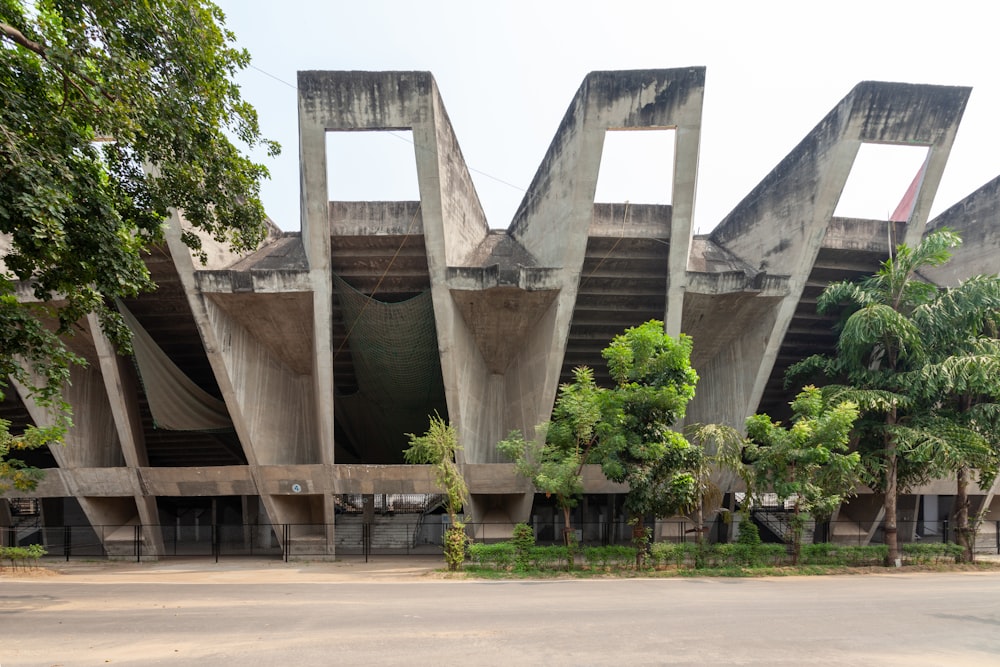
[583,545,637,570]
[800,544,888,566]
[650,542,787,569]
[0,544,47,569]
[467,543,515,570]
[467,539,965,573]
[528,546,572,570]
[799,542,963,566]
[901,542,964,564]
[648,542,695,568]
[467,543,574,571]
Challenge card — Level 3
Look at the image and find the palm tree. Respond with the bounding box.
[790,229,962,566]
[910,276,1000,561]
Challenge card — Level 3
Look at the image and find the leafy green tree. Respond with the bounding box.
[0,0,277,487]
[498,366,602,545]
[909,276,1000,561]
[791,229,994,566]
[684,422,750,545]
[744,386,861,564]
[595,320,702,564]
[405,414,468,571]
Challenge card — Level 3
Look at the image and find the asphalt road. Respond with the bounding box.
[3,567,1000,666]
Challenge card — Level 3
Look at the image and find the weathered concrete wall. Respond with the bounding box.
[707,82,970,424]
[11,71,1000,553]
[202,298,317,465]
[923,175,1000,285]
[713,83,969,268]
[428,78,489,264]
[684,296,782,429]
[491,69,707,474]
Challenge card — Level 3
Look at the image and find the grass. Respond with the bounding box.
[459,559,1000,580]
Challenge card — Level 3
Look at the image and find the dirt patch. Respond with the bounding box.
[0,566,59,578]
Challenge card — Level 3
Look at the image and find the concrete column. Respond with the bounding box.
[87,313,163,557]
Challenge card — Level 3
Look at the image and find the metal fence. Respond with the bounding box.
[755,515,1000,554]
[4,517,998,562]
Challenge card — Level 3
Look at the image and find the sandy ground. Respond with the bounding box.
[3,556,1000,666]
[1,552,999,584]
[0,555,450,584]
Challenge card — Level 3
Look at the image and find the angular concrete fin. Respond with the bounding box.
[923,174,1000,285]
[708,81,970,421]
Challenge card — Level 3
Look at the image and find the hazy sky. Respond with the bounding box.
[216,0,1000,233]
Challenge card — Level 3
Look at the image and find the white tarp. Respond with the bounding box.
[118,302,232,431]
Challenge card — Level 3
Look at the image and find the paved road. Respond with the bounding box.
[2,564,1000,666]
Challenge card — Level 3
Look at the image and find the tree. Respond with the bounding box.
[498,368,603,545]
[744,386,861,564]
[909,276,1000,561]
[1,1,278,487]
[790,229,994,566]
[405,413,468,571]
[595,320,701,564]
[684,422,749,545]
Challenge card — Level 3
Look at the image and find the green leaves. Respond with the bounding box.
[838,304,924,369]
[745,386,861,539]
[597,321,702,521]
[1,1,277,489]
[405,413,467,524]
[501,321,705,526]
[498,366,604,516]
[791,228,1000,563]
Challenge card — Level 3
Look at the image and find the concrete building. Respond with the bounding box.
[2,69,999,557]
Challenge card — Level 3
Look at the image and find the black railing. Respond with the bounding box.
[3,518,998,562]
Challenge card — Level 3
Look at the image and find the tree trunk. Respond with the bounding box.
[695,500,705,547]
[955,465,972,563]
[632,517,645,569]
[884,438,900,567]
[791,500,802,566]
[562,504,574,546]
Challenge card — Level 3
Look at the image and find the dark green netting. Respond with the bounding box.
[333,275,447,462]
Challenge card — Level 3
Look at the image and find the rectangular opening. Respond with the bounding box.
[595,128,675,205]
[834,143,930,221]
[326,130,420,201]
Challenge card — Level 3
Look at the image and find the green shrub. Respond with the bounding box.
[528,545,571,570]
[844,545,886,566]
[800,543,887,566]
[467,542,516,570]
[800,543,835,565]
[583,545,637,570]
[647,542,668,567]
[443,523,469,572]
[0,544,47,570]
[736,519,761,546]
[685,542,788,568]
[754,544,788,566]
[511,523,535,571]
[711,543,753,567]
[902,542,964,564]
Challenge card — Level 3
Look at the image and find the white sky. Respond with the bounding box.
[216,0,1000,234]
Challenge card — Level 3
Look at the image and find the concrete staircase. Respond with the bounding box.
[335,515,423,551]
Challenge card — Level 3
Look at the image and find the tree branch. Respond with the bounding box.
[0,21,46,57]
[1,20,117,106]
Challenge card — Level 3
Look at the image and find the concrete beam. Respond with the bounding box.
[707,82,970,425]
[497,68,705,472]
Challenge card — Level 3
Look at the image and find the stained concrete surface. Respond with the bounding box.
[2,558,1000,666]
